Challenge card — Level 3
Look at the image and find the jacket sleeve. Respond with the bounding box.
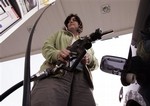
[42,32,60,63]
[87,48,99,71]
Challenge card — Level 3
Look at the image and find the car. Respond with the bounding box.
[99,0,150,106]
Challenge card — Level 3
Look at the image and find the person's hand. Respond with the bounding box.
[81,53,90,65]
[57,49,70,63]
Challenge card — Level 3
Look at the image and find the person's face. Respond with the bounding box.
[67,17,79,33]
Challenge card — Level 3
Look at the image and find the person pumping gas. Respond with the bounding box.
[31,14,99,106]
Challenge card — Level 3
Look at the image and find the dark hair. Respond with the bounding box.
[64,14,83,33]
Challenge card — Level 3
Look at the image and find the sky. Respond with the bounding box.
[0,33,132,106]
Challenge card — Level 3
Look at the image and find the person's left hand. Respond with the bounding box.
[81,53,90,65]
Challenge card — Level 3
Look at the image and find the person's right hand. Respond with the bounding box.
[57,49,70,63]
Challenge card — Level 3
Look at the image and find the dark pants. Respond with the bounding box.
[31,71,96,106]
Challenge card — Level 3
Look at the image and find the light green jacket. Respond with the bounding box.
[40,30,98,72]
